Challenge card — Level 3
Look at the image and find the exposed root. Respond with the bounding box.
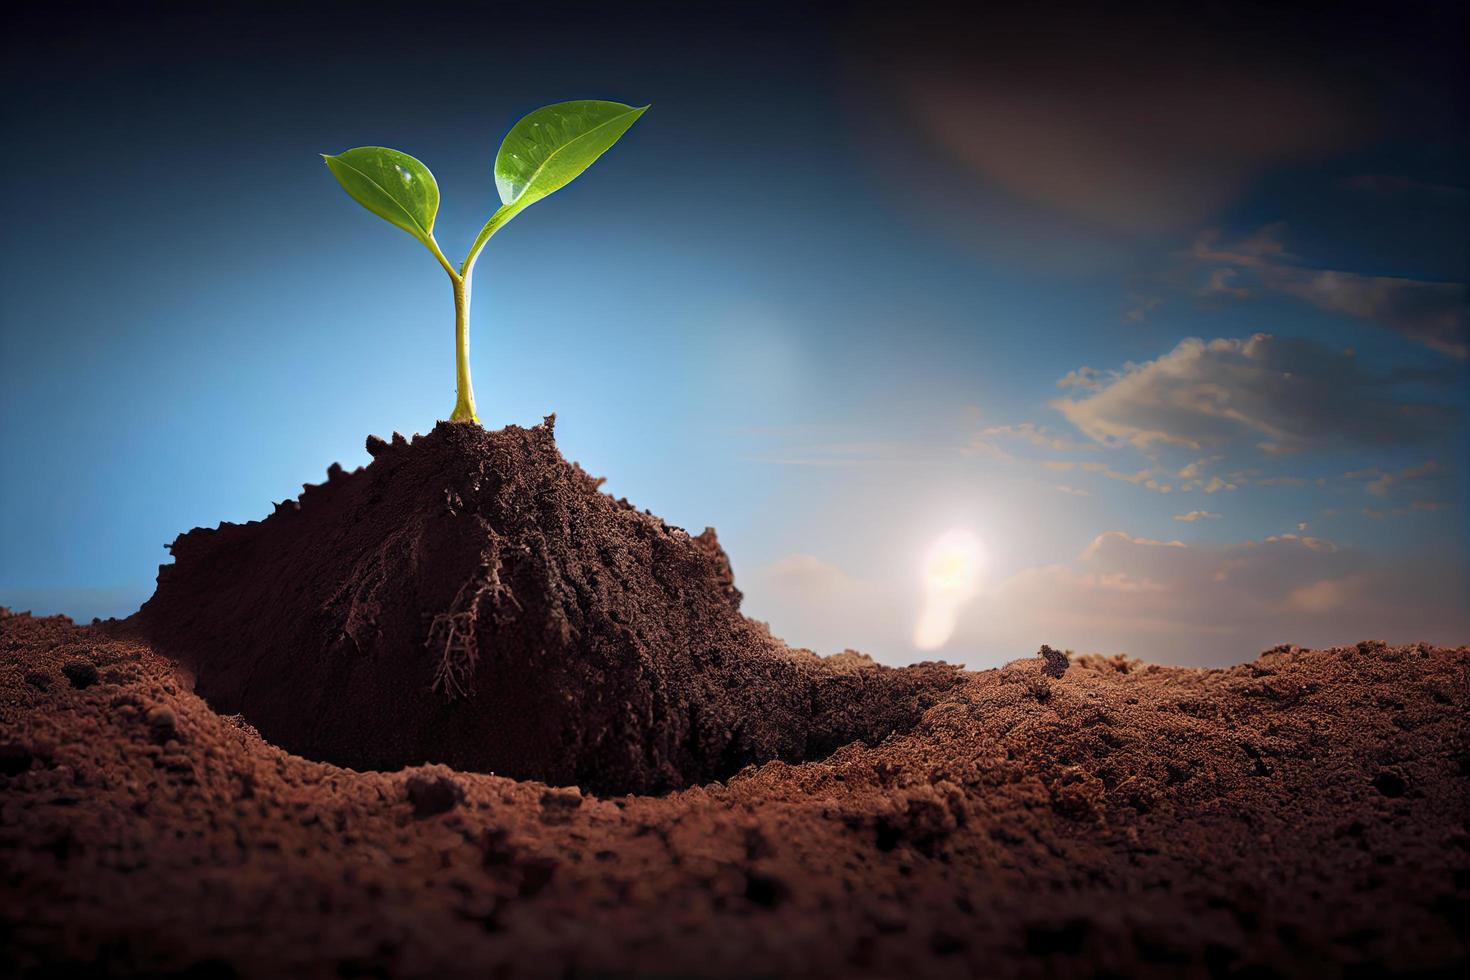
[427,552,519,700]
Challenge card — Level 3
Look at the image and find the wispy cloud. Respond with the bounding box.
[1123,293,1163,323]
[976,423,1098,453]
[1268,269,1468,358]
[1173,510,1221,522]
[1190,223,1293,268]
[1190,224,1468,357]
[1050,334,1452,454]
[1344,458,1449,502]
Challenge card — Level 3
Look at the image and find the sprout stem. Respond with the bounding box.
[423,235,478,423]
[449,272,478,423]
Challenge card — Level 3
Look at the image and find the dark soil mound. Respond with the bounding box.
[139,418,959,793]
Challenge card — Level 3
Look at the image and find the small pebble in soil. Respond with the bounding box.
[61,660,99,689]
[1039,645,1070,680]
[405,772,464,818]
[538,787,584,824]
[540,787,583,810]
[24,671,51,690]
[145,706,177,742]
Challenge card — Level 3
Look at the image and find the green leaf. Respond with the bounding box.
[322,147,440,248]
[494,101,647,211]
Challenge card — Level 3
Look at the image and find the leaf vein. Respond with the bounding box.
[504,106,643,206]
[331,155,433,239]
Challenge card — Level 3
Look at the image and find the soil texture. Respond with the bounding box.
[3,614,1466,977]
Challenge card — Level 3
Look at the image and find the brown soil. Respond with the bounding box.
[4,614,1466,978]
[138,418,961,795]
[2,421,1467,977]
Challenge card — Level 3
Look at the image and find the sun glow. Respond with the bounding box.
[913,528,984,651]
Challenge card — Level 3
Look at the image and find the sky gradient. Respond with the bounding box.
[3,0,1466,667]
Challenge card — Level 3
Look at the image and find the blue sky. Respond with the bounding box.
[2,1,1465,666]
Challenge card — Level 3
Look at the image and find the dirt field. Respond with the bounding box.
[3,610,1465,977]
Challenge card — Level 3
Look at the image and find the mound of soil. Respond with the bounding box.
[2,612,1466,978]
[139,418,959,794]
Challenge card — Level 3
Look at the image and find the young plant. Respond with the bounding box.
[323,100,647,423]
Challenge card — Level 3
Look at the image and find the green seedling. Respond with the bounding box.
[323,100,647,423]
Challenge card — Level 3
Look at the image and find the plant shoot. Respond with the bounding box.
[323,100,647,422]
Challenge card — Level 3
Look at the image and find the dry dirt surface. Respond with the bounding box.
[3,611,1467,978]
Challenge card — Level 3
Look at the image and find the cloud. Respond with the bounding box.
[850,0,1458,290]
[1123,294,1163,323]
[962,419,1207,496]
[1190,223,1292,268]
[1266,269,1468,359]
[1194,476,1237,493]
[882,26,1366,238]
[747,530,1469,669]
[744,554,908,658]
[1046,461,1180,493]
[1176,457,1215,479]
[1081,531,1185,558]
[1262,533,1337,553]
[1051,334,1451,454]
[1172,458,1237,493]
[1056,367,1104,390]
[1284,576,1363,614]
[1081,463,1176,493]
[1344,458,1450,503]
[977,423,1097,453]
[1191,225,1468,357]
[1201,267,1250,299]
[964,531,1467,666]
[762,555,863,596]
[1173,510,1221,522]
